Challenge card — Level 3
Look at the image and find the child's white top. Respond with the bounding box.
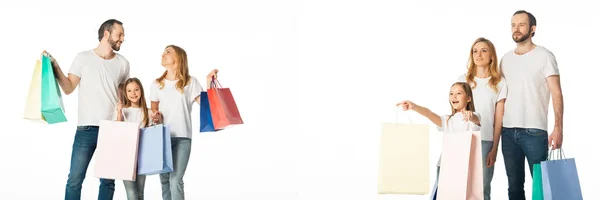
[113,107,151,128]
[435,112,481,167]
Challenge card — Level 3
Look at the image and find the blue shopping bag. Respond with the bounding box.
[137,124,173,175]
[200,91,217,132]
[541,148,583,200]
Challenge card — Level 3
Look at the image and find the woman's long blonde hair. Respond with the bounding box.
[466,37,501,93]
[155,45,191,93]
[120,78,150,127]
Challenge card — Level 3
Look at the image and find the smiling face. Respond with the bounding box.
[106,24,124,51]
[125,82,141,104]
[449,84,471,112]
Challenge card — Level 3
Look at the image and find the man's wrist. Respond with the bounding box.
[554,125,563,132]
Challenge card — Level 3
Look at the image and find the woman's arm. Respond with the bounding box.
[492,99,505,152]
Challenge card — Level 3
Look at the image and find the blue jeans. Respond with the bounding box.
[160,137,192,200]
[124,175,146,200]
[481,141,495,200]
[501,127,548,200]
[65,126,115,200]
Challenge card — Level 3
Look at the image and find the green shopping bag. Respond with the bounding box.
[41,55,67,124]
[532,163,544,200]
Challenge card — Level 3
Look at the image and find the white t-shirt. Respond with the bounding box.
[457,74,508,141]
[150,76,203,138]
[69,50,130,126]
[113,107,152,128]
[500,46,559,131]
[435,112,482,167]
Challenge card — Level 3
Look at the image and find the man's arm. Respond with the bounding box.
[547,75,563,131]
[44,52,80,94]
[547,75,564,149]
[53,63,80,94]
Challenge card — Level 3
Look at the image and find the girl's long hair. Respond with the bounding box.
[121,78,150,127]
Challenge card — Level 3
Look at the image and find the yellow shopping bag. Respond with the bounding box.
[23,60,45,121]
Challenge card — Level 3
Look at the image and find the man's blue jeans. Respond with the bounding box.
[64,126,115,200]
[501,127,548,200]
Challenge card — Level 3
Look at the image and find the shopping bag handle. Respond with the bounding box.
[395,106,413,125]
[113,108,127,122]
[147,110,164,127]
[121,109,127,121]
[547,147,566,160]
[210,77,223,89]
[463,120,475,131]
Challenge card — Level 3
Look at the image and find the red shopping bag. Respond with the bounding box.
[207,78,243,129]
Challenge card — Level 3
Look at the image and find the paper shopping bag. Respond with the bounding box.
[24,60,45,121]
[41,55,67,124]
[208,79,243,129]
[541,149,583,200]
[94,120,140,181]
[532,164,544,200]
[377,123,430,194]
[437,131,483,200]
[199,91,217,132]
[138,124,174,175]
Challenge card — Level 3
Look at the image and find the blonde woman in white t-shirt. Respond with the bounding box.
[115,77,154,200]
[149,44,218,200]
[456,37,507,200]
[397,82,482,197]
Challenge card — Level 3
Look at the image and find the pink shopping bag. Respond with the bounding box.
[437,130,483,200]
[94,120,140,181]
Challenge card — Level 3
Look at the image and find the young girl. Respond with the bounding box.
[396,82,482,196]
[457,37,507,200]
[149,44,218,200]
[114,77,153,200]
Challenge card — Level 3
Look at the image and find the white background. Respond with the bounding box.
[1,0,599,199]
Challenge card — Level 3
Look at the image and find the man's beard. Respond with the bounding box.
[108,36,121,51]
[512,28,531,43]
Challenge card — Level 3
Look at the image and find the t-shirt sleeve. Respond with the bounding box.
[189,77,203,102]
[150,81,159,102]
[68,52,84,78]
[497,78,508,102]
[542,50,559,77]
[121,58,130,84]
[437,115,448,132]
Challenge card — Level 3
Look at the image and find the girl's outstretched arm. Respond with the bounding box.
[396,100,442,127]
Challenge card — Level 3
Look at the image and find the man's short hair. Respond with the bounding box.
[98,19,123,41]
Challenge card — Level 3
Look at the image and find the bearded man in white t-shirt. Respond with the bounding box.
[43,19,130,200]
[499,10,564,200]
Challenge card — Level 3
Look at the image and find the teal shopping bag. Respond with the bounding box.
[41,55,67,124]
[532,164,544,200]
